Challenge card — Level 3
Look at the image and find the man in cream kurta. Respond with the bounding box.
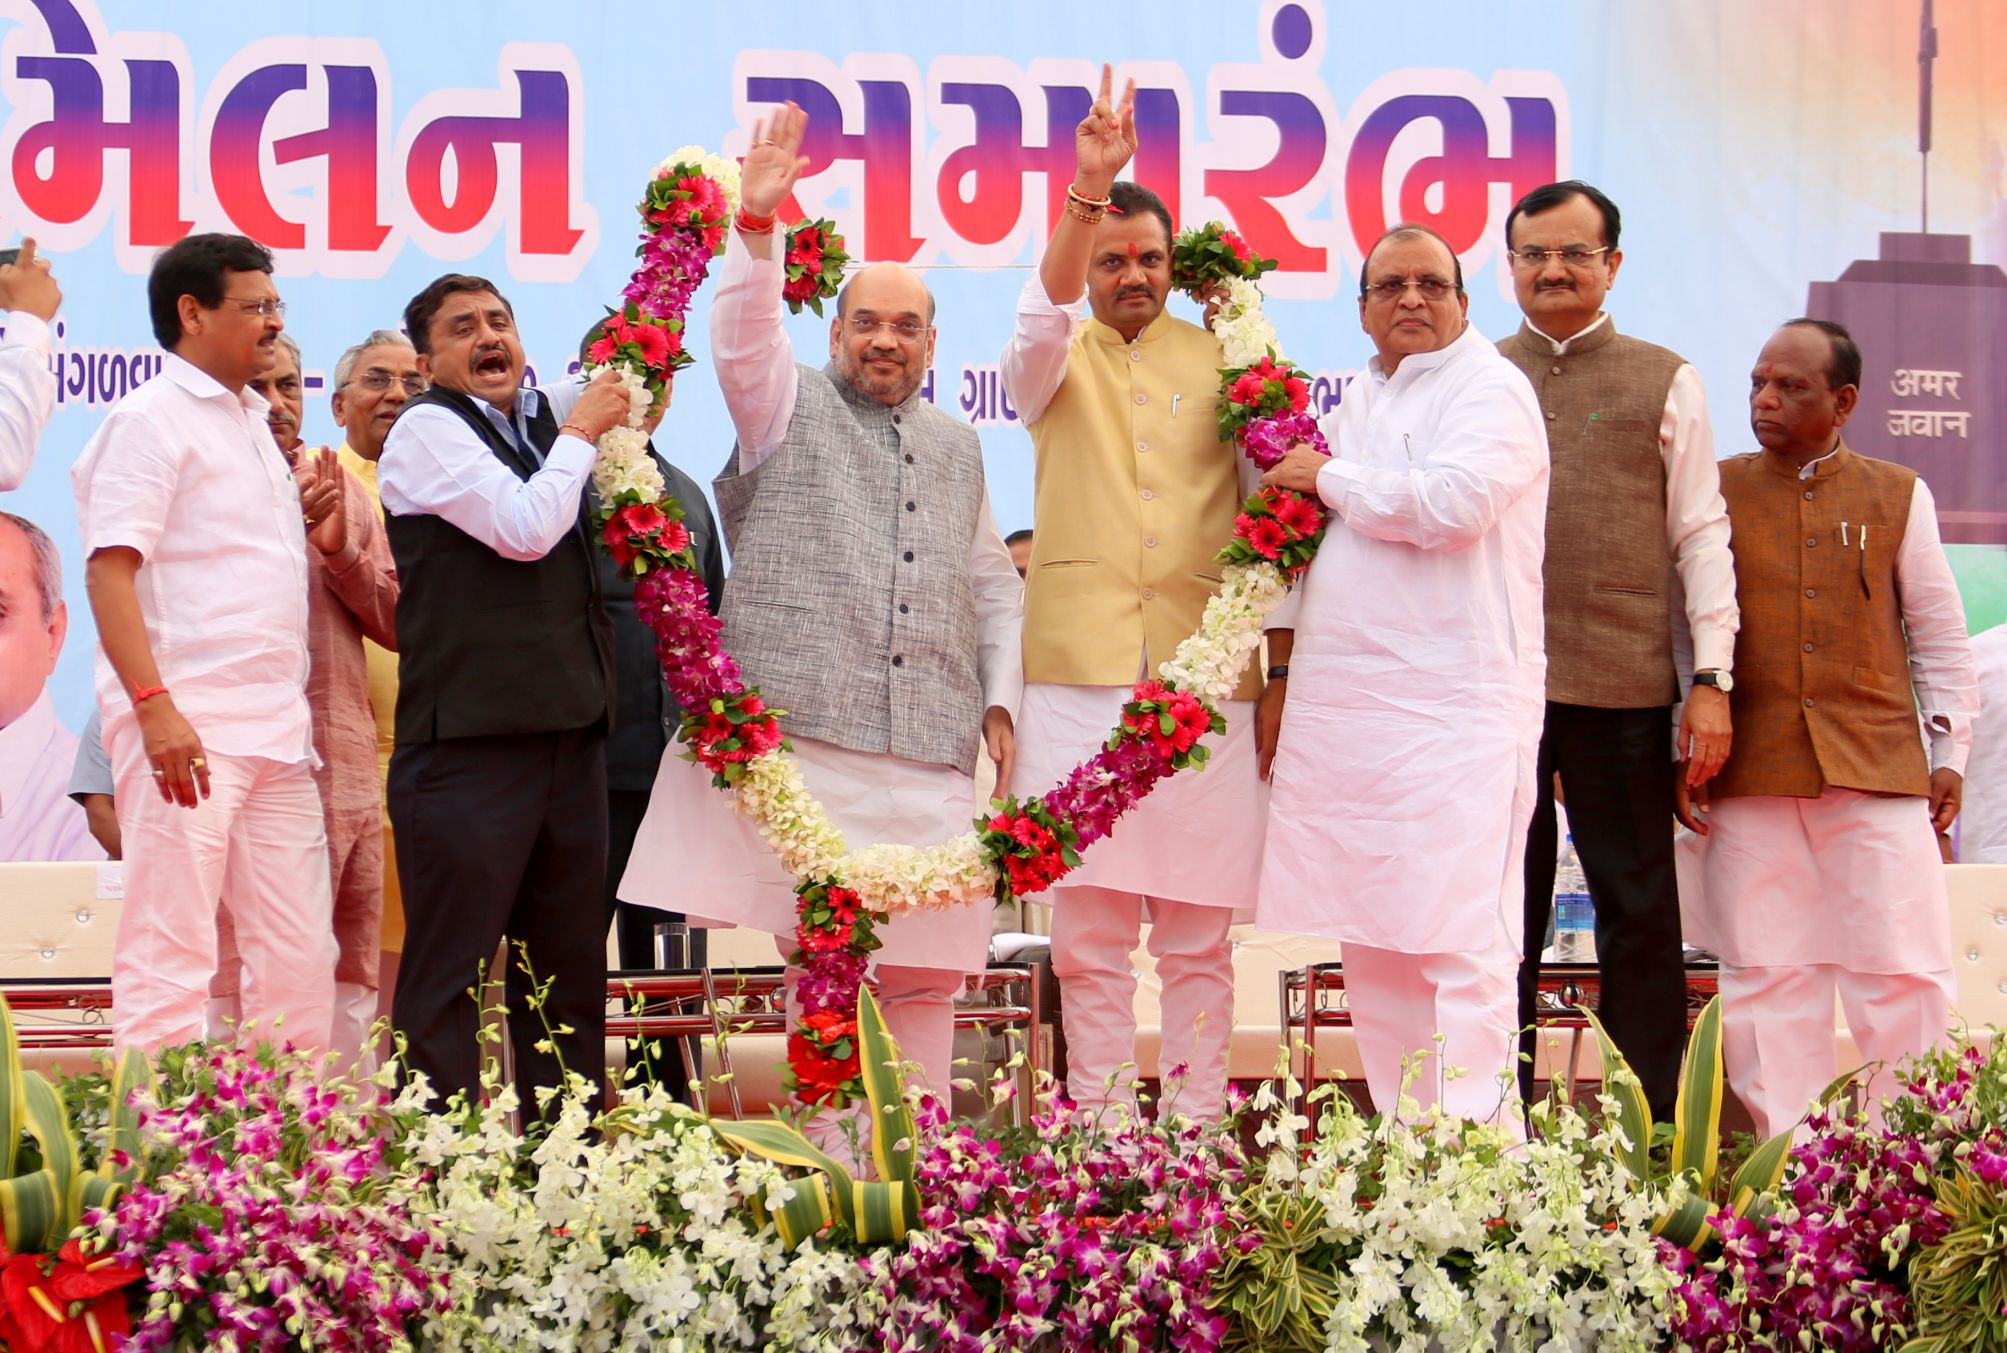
[621,103,1022,1106]
[1258,226,1548,1129]
[1000,70,1263,1121]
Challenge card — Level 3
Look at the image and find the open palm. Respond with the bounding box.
[741,101,810,219]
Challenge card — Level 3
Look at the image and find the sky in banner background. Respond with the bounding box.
[0,0,2001,733]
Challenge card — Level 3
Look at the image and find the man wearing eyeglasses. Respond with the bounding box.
[1258,224,1548,1130]
[998,66,1261,1124]
[211,329,404,1060]
[71,232,337,1056]
[1493,181,1739,1123]
[619,101,1022,1128]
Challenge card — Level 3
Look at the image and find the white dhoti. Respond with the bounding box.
[618,735,995,1094]
[1692,789,1954,1138]
[1013,683,1263,1120]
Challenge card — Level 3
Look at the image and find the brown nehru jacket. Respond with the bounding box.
[1711,440,1929,801]
[1498,319,1684,707]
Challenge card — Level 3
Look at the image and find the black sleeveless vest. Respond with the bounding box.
[385,385,614,743]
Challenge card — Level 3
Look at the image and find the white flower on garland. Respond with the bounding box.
[1213,275,1281,367]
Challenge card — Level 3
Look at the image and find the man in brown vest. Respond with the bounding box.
[1683,319,1976,1139]
[1497,182,1738,1121]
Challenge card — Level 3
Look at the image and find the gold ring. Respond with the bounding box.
[189,757,207,768]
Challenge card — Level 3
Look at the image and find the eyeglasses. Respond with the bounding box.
[843,316,927,341]
[1363,278,1458,302]
[221,296,287,318]
[1508,246,1611,270]
[348,371,426,395]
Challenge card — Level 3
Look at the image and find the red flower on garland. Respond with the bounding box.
[1220,229,1252,263]
[787,1031,860,1101]
[1270,490,1325,539]
[1244,516,1288,560]
[626,322,672,370]
[1227,370,1270,407]
[786,224,823,267]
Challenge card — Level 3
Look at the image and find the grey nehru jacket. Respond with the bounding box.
[714,362,989,774]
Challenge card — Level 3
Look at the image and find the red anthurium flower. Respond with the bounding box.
[50,1241,143,1302]
[1,1253,66,1348]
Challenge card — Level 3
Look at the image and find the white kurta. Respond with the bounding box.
[1962,624,2007,865]
[1257,323,1549,954]
[616,236,1020,972]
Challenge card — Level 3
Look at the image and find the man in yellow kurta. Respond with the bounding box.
[1000,68,1265,1121]
[331,330,425,1017]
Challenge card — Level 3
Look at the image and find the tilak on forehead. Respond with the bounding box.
[1126,242,1138,258]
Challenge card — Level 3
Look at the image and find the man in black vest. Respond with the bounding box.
[378,273,628,1109]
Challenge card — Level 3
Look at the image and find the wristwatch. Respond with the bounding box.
[1266,664,1289,680]
[1691,670,1733,693]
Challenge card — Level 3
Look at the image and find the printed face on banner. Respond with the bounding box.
[828,264,934,407]
[418,290,525,410]
[1507,193,1622,336]
[0,518,66,731]
[1749,326,1858,458]
[331,344,425,461]
[1086,212,1174,337]
[1358,234,1468,369]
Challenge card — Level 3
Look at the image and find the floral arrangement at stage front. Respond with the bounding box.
[585,143,1330,1104]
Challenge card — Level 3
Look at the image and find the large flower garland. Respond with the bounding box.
[588,153,1329,1104]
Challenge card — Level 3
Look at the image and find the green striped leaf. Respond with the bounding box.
[849,1178,919,1244]
[709,1118,858,1228]
[767,1174,834,1250]
[1651,1184,1716,1251]
[1577,1003,1653,1180]
[103,1046,155,1182]
[0,1168,60,1251]
[76,1173,122,1221]
[21,1071,78,1238]
[1672,995,1724,1189]
[1726,1127,1796,1218]
[0,995,22,1179]
[855,987,916,1186]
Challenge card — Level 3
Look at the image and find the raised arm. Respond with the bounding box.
[1038,64,1134,310]
[712,100,811,464]
[0,239,60,490]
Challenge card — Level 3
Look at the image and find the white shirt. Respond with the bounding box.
[72,353,314,763]
[1961,624,2007,863]
[378,380,590,562]
[709,234,1023,717]
[1529,314,1738,674]
[0,690,101,861]
[0,312,55,491]
[1790,443,1977,775]
[1259,322,1549,952]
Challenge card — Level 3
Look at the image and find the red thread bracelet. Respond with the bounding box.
[131,684,169,705]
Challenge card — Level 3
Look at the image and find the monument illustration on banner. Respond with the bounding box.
[1805,0,2005,545]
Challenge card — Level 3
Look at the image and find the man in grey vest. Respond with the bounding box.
[619,101,1023,1118]
[1498,181,1739,1122]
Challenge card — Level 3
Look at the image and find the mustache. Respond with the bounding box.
[1116,285,1156,301]
[268,410,298,426]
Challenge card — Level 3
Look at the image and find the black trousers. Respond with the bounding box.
[391,728,609,1111]
[1518,702,1687,1120]
[606,786,697,1103]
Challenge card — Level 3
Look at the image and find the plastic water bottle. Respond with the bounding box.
[1553,835,1597,963]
